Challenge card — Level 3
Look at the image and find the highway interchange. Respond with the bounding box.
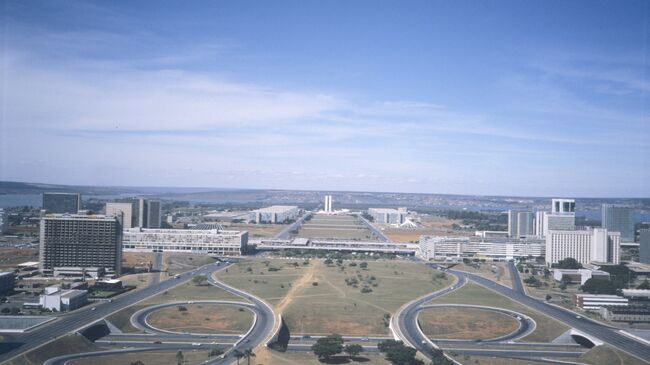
[2,257,650,364]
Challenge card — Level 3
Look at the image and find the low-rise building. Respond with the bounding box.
[123,228,248,255]
[0,271,15,295]
[249,206,300,224]
[39,285,87,312]
[367,208,408,225]
[573,293,628,310]
[94,279,123,291]
[419,236,544,261]
[621,289,650,302]
[553,268,610,285]
[599,305,650,322]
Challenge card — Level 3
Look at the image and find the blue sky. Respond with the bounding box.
[1,0,648,197]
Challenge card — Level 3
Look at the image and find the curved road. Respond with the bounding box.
[40,260,277,365]
[418,304,535,343]
[395,263,650,364]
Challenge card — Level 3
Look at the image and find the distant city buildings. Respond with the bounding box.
[574,293,628,310]
[249,205,300,224]
[0,208,8,234]
[534,211,546,236]
[542,198,576,236]
[545,228,620,266]
[105,202,133,229]
[552,268,610,285]
[42,192,81,214]
[601,204,635,243]
[419,236,544,261]
[324,195,333,214]
[507,210,534,237]
[39,214,123,276]
[640,229,650,265]
[123,228,248,255]
[146,200,161,228]
[368,207,408,225]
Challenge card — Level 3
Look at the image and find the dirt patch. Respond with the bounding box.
[0,248,38,270]
[147,304,253,334]
[419,307,519,340]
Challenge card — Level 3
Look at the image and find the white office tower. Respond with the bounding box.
[508,210,534,237]
[0,209,8,234]
[542,198,576,236]
[324,195,333,213]
[105,202,133,229]
[545,228,620,266]
[601,204,635,243]
[534,211,546,236]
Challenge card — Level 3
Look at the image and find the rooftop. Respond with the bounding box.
[251,205,299,213]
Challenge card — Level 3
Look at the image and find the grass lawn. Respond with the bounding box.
[419,307,520,340]
[281,260,453,336]
[147,303,253,334]
[216,258,308,306]
[579,345,648,365]
[266,350,394,365]
[426,283,569,343]
[5,334,99,365]
[106,278,243,333]
[218,258,453,336]
[67,349,213,365]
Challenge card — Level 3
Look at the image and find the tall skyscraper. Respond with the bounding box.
[542,198,576,236]
[601,204,635,243]
[105,202,133,229]
[42,192,81,214]
[324,195,333,213]
[534,211,546,236]
[508,210,534,237]
[640,229,650,265]
[39,214,123,276]
[0,209,8,234]
[147,200,162,228]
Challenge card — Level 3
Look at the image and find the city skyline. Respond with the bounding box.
[1,1,649,197]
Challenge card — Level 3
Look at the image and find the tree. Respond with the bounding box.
[580,278,618,295]
[344,343,364,360]
[0,308,10,314]
[243,348,256,365]
[377,340,423,365]
[599,264,633,289]
[176,350,184,365]
[324,258,334,265]
[359,262,368,269]
[523,276,541,287]
[232,349,245,365]
[192,275,208,286]
[209,346,224,357]
[555,258,583,270]
[546,294,552,301]
[130,361,145,365]
[430,348,454,365]
[312,334,344,361]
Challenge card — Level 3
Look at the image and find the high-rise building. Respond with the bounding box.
[545,228,620,266]
[640,229,650,265]
[534,211,546,236]
[324,195,333,213]
[508,210,534,237]
[0,208,8,234]
[541,198,576,236]
[105,202,133,229]
[39,214,123,276]
[602,204,635,243]
[42,192,81,214]
[147,200,161,228]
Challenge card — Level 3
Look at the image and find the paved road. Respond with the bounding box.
[419,303,535,342]
[130,300,256,336]
[357,214,390,242]
[0,261,230,363]
[450,266,650,364]
[275,212,312,239]
[0,263,275,364]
